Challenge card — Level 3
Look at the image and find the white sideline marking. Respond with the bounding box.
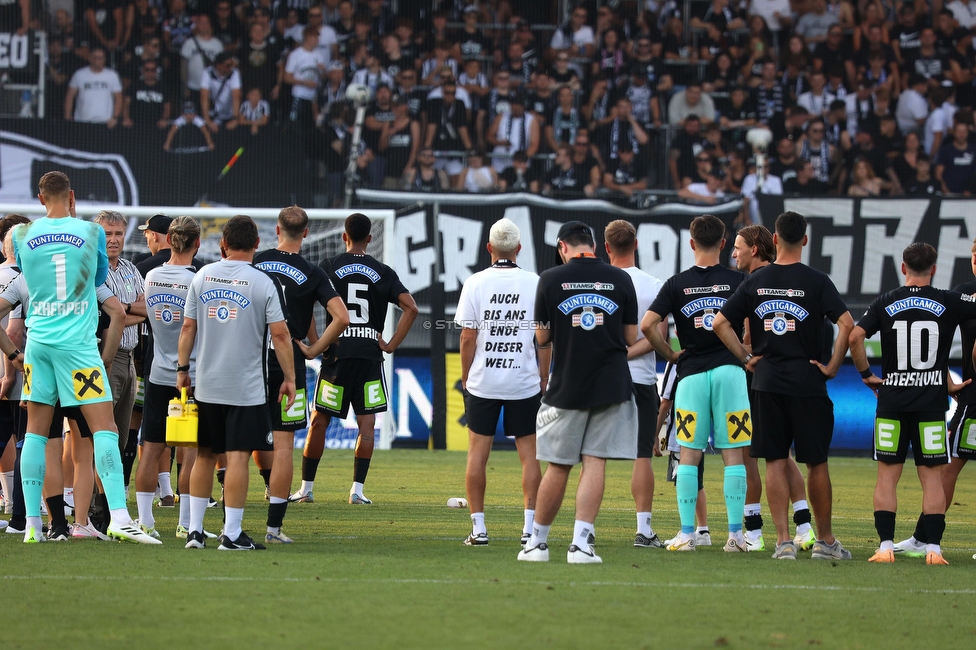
[3,574,976,594]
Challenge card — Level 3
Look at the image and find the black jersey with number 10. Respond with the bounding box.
[857,285,976,412]
[321,252,409,361]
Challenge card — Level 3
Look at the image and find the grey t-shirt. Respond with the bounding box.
[145,264,197,387]
[185,259,285,406]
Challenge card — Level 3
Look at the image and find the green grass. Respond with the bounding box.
[3,451,976,649]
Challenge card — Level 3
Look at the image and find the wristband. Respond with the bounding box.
[743,353,754,364]
[176,363,190,372]
[7,349,20,360]
[859,367,873,379]
[125,302,131,313]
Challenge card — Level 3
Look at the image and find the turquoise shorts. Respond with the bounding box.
[22,340,114,408]
[673,364,752,450]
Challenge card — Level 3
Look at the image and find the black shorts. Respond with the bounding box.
[141,381,180,445]
[0,400,25,446]
[949,403,976,461]
[750,391,833,465]
[634,382,661,458]
[197,401,273,455]
[464,392,541,438]
[267,343,308,431]
[875,410,949,466]
[313,358,387,416]
[49,401,92,439]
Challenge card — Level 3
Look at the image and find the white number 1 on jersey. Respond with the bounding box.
[52,253,67,300]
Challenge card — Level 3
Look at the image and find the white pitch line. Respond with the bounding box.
[3,574,975,595]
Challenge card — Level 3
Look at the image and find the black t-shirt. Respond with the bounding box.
[544,165,585,196]
[649,264,745,379]
[427,98,469,151]
[953,279,976,405]
[857,285,976,412]
[936,140,976,193]
[721,262,849,397]
[907,176,939,195]
[607,157,648,186]
[129,79,168,125]
[500,165,540,192]
[364,103,396,151]
[534,256,638,409]
[254,248,339,340]
[783,177,828,195]
[321,252,409,361]
[239,39,285,99]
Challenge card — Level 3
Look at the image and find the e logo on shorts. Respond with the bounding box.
[961,419,976,451]
[72,367,105,400]
[875,418,899,451]
[726,410,752,443]
[675,409,696,442]
[282,388,307,423]
[364,380,386,408]
[316,379,342,411]
[919,421,946,455]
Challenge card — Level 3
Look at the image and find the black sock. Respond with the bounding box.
[12,443,25,519]
[744,513,763,532]
[267,501,288,528]
[175,463,182,495]
[47,495,68,529]
[793,507,812,527]
[216,468,226,486]
[874,510,896,543]
[922,513,946,546]
[302,456,320,482]
[912,512,928,543]
[259,468,271,488]
[353,457,371,485]
[122,429,139,487]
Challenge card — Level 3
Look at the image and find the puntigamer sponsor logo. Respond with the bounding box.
[335,264,381,283]
[755,300,809,320]
[557,293,619,315]
[199,289,251,308]
[147,293,186,308]
[256,261,308,285]
[756,288,805,297]
[560,282,614,290]
[683,285,730,295]
[884,297,946,317]
[680,296,727,318]
[26,233,85,249]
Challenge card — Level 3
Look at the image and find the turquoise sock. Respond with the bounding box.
[20,433,47,518]
[93,431,126,512]
[676,464,699,534]
[724,464,747,533]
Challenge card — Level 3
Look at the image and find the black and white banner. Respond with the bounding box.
[758,196,976,311]
[358,189,744,309]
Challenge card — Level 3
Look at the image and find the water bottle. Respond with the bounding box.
[185,397,198,421]
[168,397,184,419]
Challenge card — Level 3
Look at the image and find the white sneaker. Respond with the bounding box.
[288,490,314,503]
[893,537,927,558]
[567,544,602,564]
[107,520,164,545]
[724,533,748,553]
[39,500,48,516]
[72,522,110,540]
[695,531,712,546]
[517,542,549,562]
[667,532,696,551]
[349,493,372,505]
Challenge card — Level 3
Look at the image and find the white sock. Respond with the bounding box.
[744,503,761,518]
[27,515,43,531]
[926,543,942,554]
[471,512,486,536]
[792,500,808,513]
[124,485,130,502]
[270,496,286,505]
[179,496,191,529]
[300,480,314,494]
[0,470,13,502]
[158,472,174,498]
[523,509,535,535]
[697,526,709,534]
[746,529,763,542]
[351,481,364,496]
[189,495,209,533]
[224,506,244,541]
[636,511,652,537]
[572,520,594,550]
[136,492,155,528]
[63,486,74,508]
[796,522,812,536]
[109,508,131,526]
[529,522,550,547]
[267,526,280,535]
[879,540,894,551]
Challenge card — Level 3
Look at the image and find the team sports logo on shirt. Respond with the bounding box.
[683,285,730,295]
[557,293,618,331]
[680,297,726,331]
[755,300,808,336]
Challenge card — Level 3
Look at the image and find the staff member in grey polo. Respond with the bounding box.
[95,211,147,456]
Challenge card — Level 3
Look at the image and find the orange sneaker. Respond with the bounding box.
[926,552,949,565]
[868,549,895,563]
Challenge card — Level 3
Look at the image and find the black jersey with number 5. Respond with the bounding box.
[648,264,745,379]
[857,285,976,412]
[322,252,409,361]
[254,249,339,339]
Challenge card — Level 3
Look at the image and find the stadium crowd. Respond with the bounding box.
[9,0,976,206]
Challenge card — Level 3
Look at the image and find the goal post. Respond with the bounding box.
[0,203,399,449]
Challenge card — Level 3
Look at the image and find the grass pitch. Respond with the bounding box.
[2,451,976,649]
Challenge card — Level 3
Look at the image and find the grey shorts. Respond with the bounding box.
[535,398,638,465]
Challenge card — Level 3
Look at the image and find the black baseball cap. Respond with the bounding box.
[554,221,594,265]
[139,213,173,233]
